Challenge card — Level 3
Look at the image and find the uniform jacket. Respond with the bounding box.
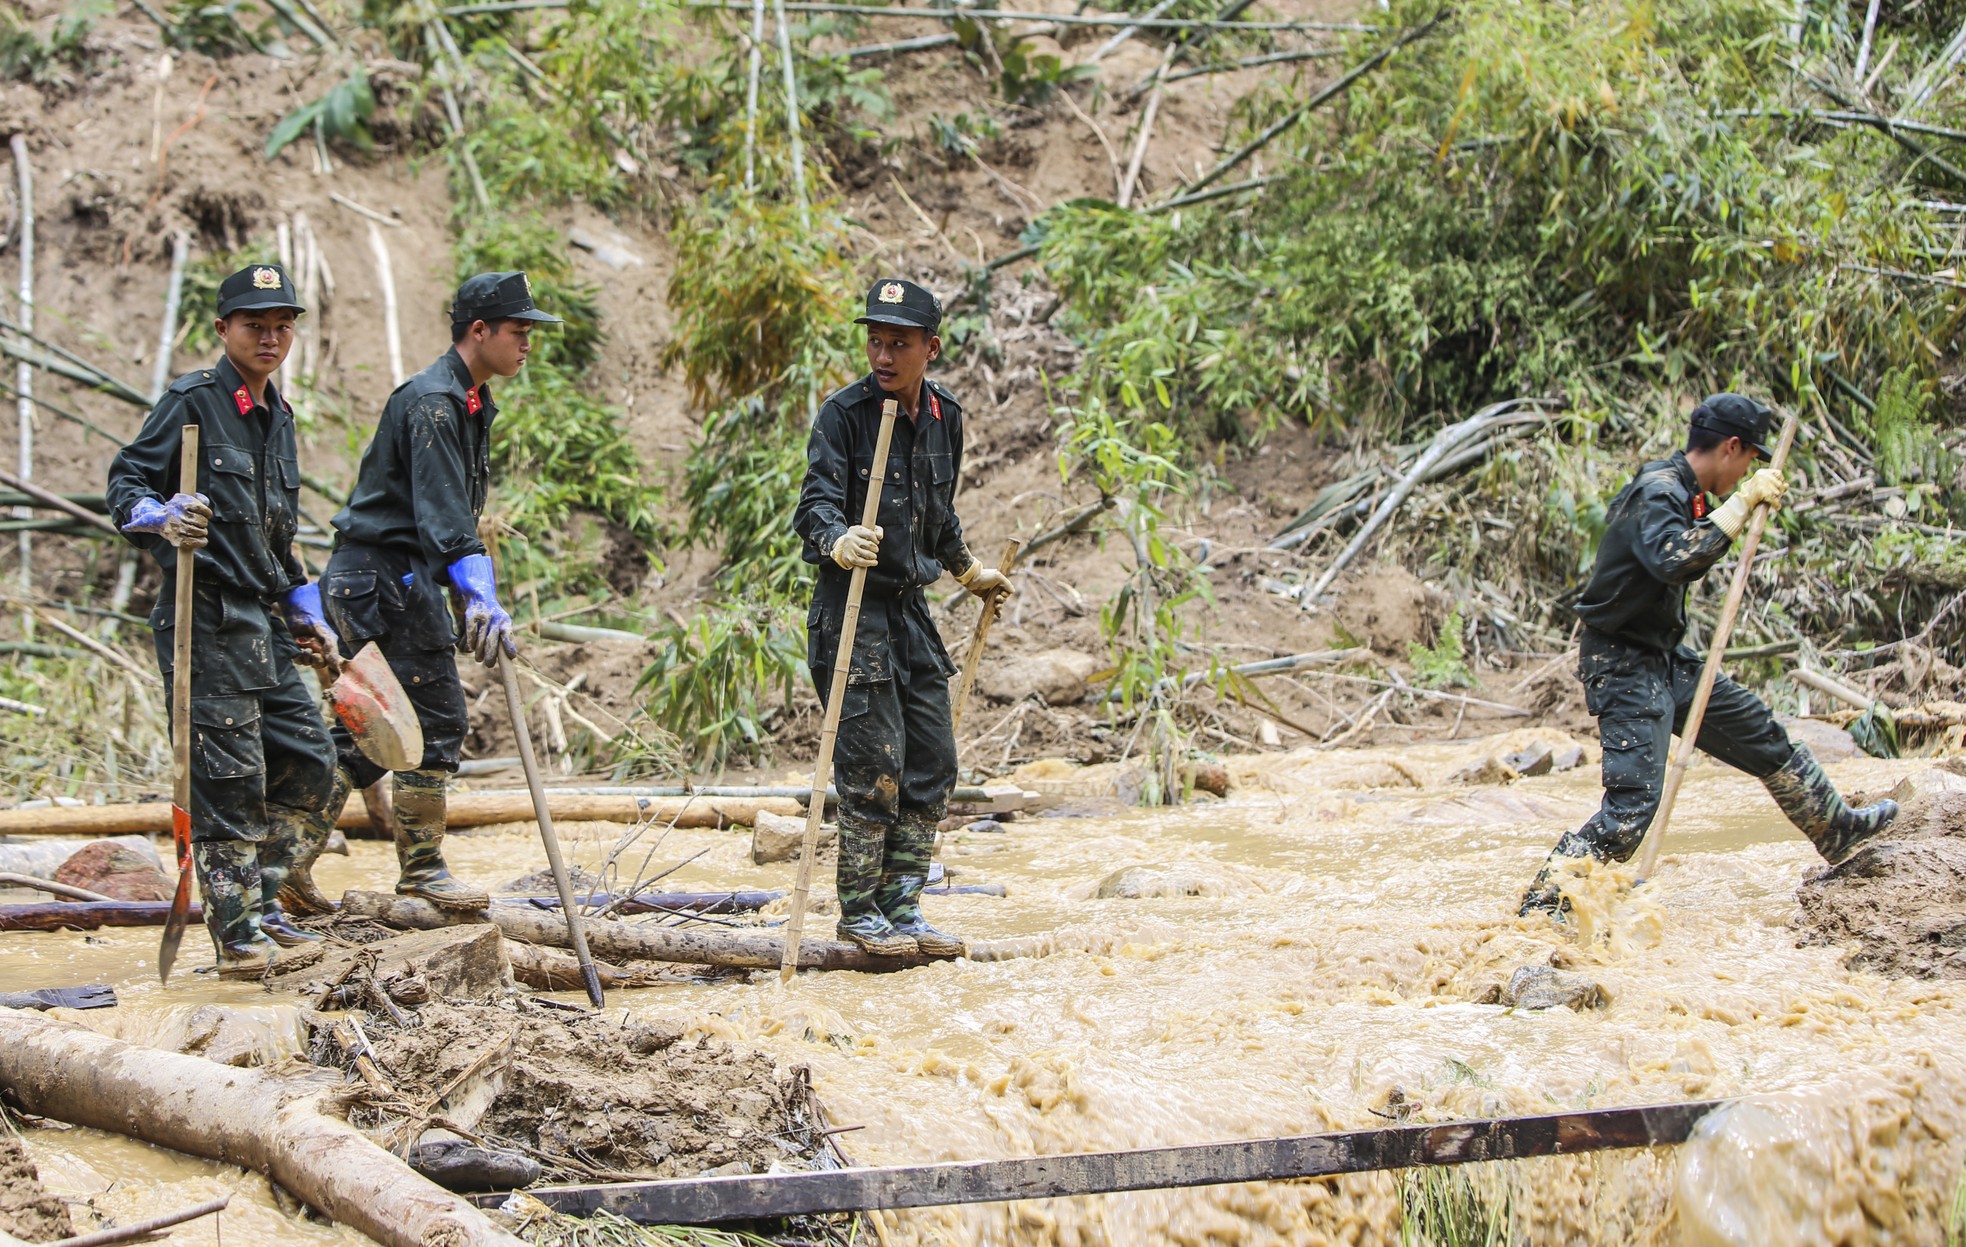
[106,357,305,693]
[793,373,970,683]
[331,347,496,583]
[1573,450,1735,653]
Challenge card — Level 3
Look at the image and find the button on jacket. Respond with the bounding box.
[1573,450,1735,653]
[331,347,495,580]
[793,374,969,683]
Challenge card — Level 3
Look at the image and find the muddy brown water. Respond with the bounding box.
[4,730,1964,1245]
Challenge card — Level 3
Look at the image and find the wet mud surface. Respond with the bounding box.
[0,1135,73,1243]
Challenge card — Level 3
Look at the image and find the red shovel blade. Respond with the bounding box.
[157,802,193,983]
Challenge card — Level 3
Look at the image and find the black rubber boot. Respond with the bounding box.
[1763,744,1900,865]
[279,766,351,916]
[195,841,280,978]
[392,769,490,910]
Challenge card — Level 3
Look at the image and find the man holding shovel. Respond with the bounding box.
[1520,394,1899,916]
[106,263,341,974]
[792,278,1012,956]
[283,273,559,913]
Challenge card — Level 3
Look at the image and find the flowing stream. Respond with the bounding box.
[5,727,1964,1245]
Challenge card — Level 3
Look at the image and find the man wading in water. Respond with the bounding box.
[280,273,560,913]
[1521,393,1900,916]
[793,278,1012,955]
[106,264,341,974]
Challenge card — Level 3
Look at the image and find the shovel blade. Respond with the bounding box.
[329,642,425,772]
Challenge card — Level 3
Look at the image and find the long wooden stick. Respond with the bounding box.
[157,424,198,983]
[772,0,809,229]
[950,537,1022,736]
[12,135,34,598]
[367,220,404,386]
[497,652,605,1009]
[781,399,898,983]
[149,231,189,403]
[1633,409,1801,880]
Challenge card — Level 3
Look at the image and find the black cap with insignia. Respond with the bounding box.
[854,277,941,332]
[450,271,563,326]
[1692,392,1776,459]
[217,263,305,317]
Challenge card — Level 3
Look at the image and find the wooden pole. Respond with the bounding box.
[1117,50,1173,209]
[157,423,198,983]
[1633,408,1801,881]
[781,398,898,983]
[950,537,1022,736]
[772,0,809,229]
[367,220,404,386]
[11,135,33,598]
[745,0,765,190]
[497,652,605,1008]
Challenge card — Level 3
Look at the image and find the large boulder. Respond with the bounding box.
[979,648,1101,706]
[753,809,833,865]
[52,841,172,902]
[1782,717,1861,763]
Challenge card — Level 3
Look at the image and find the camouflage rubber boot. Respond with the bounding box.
[834,814,914,956]
[278,766,352,916]
[876,811,963,957]
[393,769,490,910]
[194,840,279,978]
[1763,744,1900,865]
[258,803,327,946]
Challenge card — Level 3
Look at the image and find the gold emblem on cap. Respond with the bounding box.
[878,282,905,304]
[522,273,533,298]
[252,266,281,290]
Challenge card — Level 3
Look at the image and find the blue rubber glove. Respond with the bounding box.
[123,493,212,549]
[281,582,343,677]
[447,554,515,667]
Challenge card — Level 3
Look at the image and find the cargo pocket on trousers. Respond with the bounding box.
[324,569,385,644]
[839,684,873,722]
[192,695,265,780]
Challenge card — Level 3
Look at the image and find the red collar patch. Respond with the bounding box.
[1693,494,1708,520]
[233,386,252,416]
[465,388,483,416]
[927,389,942,421]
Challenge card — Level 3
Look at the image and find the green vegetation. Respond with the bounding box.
[1399,1165,1516,1247]
[1408,609,1474,689]
[0,1,103,86]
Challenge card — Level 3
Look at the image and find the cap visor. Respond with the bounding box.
[511,308,562,323]
[855,313,934,328]
[221,298,306,315]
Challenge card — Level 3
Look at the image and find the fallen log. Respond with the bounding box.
[0,890,787,932]
[482,1100,1728,1222]
[344,891,1029,973]
[0,1008,527,1247]
[0,792,807,837]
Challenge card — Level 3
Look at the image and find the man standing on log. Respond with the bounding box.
[1520,393,1899,916]
[793,278,1012,956]
[282,273,560,913]
[106,263,340,974]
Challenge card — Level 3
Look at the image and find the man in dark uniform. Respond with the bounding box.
[106,263,340,975]
[792,278,1012,956]
[1520,393,1899,915]
[280,273,559,914]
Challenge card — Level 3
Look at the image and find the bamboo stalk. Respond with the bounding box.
[0,468,120,536]
[950,538,1023,736]
[772,0,809,229]
[367,221,404,386]
[1088,0,1176,62]
[1632,409,1801,881]
[1159,47,1343,89]
[11,135,33,598]
[1117,50,1173,209]
[745,0,765,190]
[0,872,113,902]
[441,0,1376,28]
[149,232,189,403]
[1855,0,1882,85]
[37,1195,230,1247]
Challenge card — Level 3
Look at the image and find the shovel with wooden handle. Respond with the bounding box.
[498,650,605,1008]
[158,424,200,984]
[950,537,1022,737]
[781,399,900,985]
[1632,407,1800,882]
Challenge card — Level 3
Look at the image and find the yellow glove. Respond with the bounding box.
[954,561,1013,600]
[830,525,882,569]
[1710,467,1789,538]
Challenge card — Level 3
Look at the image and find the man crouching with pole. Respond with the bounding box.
[106,264,341,975]
[281,274,559,912]
[791,279,1012,956]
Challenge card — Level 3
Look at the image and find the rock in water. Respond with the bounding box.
[52,841,172,902]
[753,809,834,865]
[409,1138,542,1192]
[1501,744,1555,777]
[1448,756,1521,786]
[1782,717,1861,763]
[1499,965,1607,1011]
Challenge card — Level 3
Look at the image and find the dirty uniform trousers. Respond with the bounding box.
[1559,631,1795,862]
[320,543,469,789]
[817,669,958,900]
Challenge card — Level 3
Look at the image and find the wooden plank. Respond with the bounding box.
[0,890,783,933]
[477,1101,1725,1223]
